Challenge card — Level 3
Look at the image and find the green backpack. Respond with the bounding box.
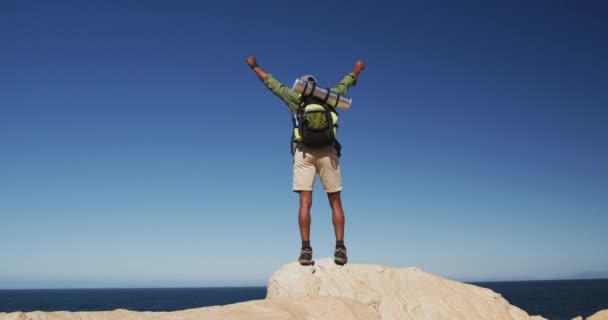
[292,95,340,155]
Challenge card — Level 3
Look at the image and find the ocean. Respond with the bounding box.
[1,279,607,320]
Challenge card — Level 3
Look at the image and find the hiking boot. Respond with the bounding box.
[334,245,348,265]
[299,247,313,266]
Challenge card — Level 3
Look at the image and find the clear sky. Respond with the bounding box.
[1,1,607,289]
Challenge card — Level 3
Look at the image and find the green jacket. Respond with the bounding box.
[263,73,357,113]
[263,73,357,153]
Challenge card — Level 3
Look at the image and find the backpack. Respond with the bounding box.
[292,95,341,156]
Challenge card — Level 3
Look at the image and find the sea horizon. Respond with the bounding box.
[2,277,607,291]
[2,279,608,320]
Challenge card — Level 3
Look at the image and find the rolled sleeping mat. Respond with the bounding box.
[292,79,352,110]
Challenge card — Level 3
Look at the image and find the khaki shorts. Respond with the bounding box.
[293,144,342,193]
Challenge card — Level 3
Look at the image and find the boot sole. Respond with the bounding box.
[299,259,314,266]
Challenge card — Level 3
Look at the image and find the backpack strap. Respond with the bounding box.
[322,95,341,157]
[334,139,342,157]
[322,88,331,104]
[333,93,341,109]
[301,80,316,99]
[293,99,306,153]
[323,103,334,139]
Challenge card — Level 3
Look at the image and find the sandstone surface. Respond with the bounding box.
[588,310,608,320]
[0,296,377,320]
[2,259,606,320]
[268,258,544,320]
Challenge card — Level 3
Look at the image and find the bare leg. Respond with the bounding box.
[298,191,313,242]
[327,191,345,241]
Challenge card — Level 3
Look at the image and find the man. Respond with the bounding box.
[245,56,365,265]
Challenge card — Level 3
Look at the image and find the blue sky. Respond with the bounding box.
[1,1,607,288]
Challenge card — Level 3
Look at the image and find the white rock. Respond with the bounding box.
[16,259,608,320]
[268,258,543,320]
[588,310,608,320]
[0,297,379,320]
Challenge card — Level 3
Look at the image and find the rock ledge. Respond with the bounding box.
[2,259,606,320]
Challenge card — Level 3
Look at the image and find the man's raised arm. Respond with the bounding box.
[245,56,300,112]
[331,60,366,95]
[352,60,365,78]
[246,56,268,81]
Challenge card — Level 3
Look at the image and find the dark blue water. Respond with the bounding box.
[0,287,266,313]
[472,279,608,320]
[1,280,607,319]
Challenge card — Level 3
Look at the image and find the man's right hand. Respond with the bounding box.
[353,60,365,77]
[246,56,267,81]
